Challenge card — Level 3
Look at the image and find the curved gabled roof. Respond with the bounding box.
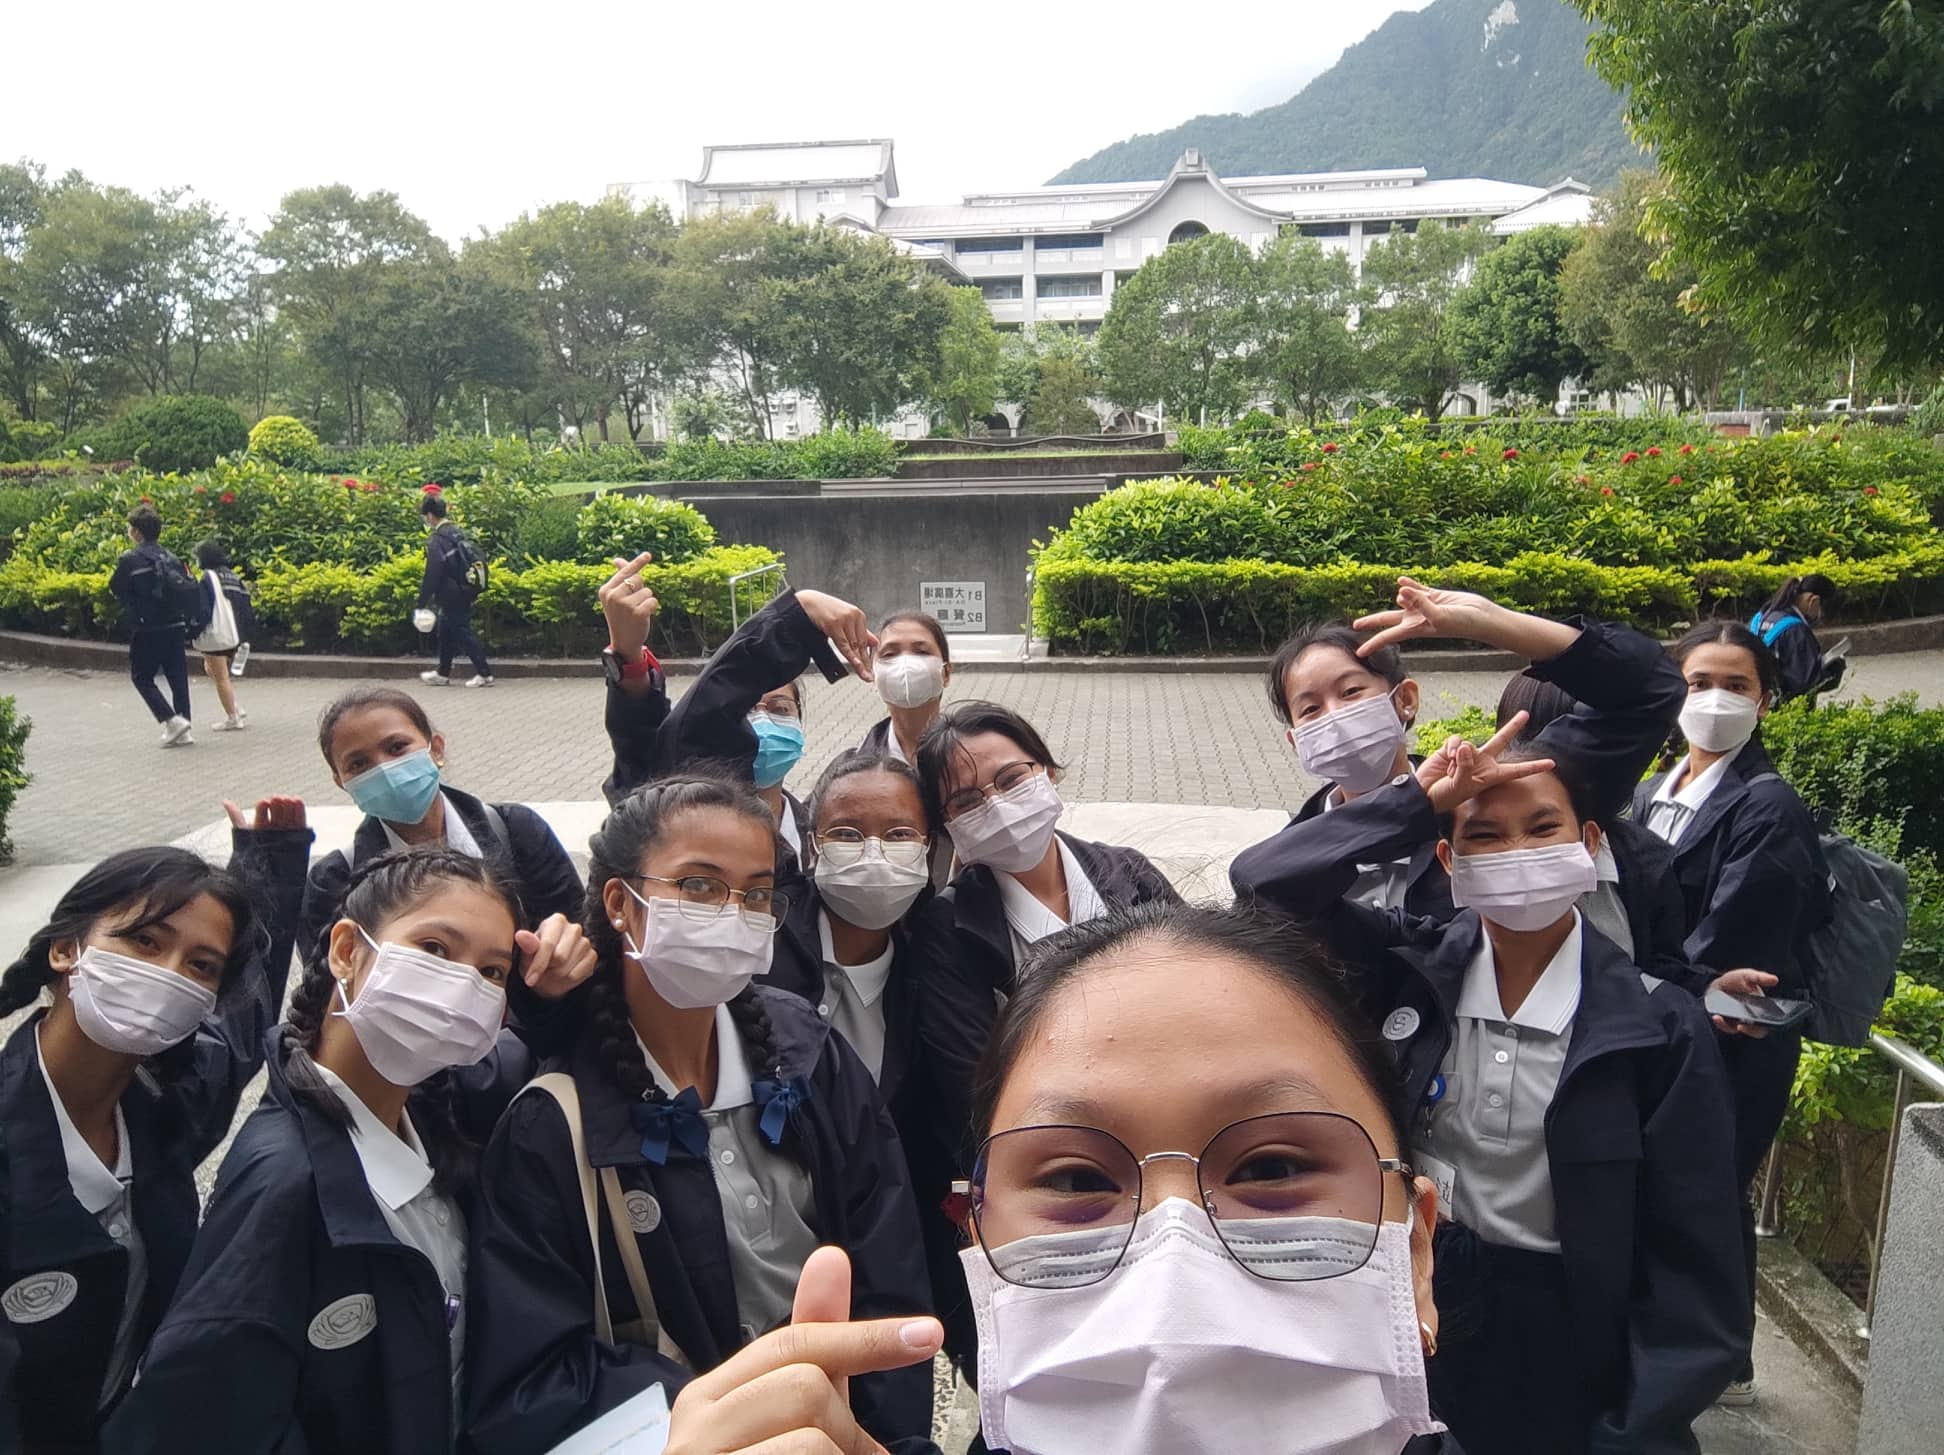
[1090,151,1291,229]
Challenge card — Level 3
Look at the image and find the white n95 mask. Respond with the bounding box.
[622,882,775,1009]
[1448,841,1598,933]
[1679,688,1762,755]
[876,653,946,710]
[68,947,218,1058]
[962,1197,1440,1455]
[947,773,1064,875]
[1289,691,1408,795]
[334,930,506,1087]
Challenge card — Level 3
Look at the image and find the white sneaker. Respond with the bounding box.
[230,643,250,677]
[161,715,193,746]
[1716,1375,1757,1408]
[213,714,247,732]
[420,671,451,686]
[463,675,496,688]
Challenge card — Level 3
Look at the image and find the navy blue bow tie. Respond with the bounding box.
[752,1075,812,1147]
[630,1087,709,1165]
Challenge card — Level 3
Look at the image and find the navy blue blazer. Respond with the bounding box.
[1632,738,1830,992]
[462,985,933,1455]
[1238,778,1748,1453]
[100,1031,533,1455]
[301,786,585,960]
[0,824,311,1454]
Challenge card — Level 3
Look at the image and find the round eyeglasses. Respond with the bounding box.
[959,1112,1413,1288]
[629,875,788,930]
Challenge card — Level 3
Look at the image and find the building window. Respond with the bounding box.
[1167,221,1209,246]
[1296,222,1351,239]
[1363,220,1392,236]
[955,236,1025,253]
[1038,275,1103,299]
[737,191,755,207]
[1034,233,1104,250]
[814,188,847,205]
[979,278,1025,300]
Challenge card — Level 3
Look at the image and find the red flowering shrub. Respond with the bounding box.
[1503,448,1519,460]
[1621,451,1641,465]
[1321,442,1339,454]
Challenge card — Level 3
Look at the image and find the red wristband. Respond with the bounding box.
[608,644,659,681]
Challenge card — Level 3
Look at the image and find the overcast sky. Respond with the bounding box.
[10,0,1433,241]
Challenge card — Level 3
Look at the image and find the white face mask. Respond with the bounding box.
[1448,841,1598,933]
[876,652,946,710]
[622,882,775,1009]
[67,946,218,1058]
[333,929,506,1087]
[1288,690,1408,795]
[814,838,929,930]
[962,1198,1441,1455]
[1679,687,1762,755]
[947,771,1065,875]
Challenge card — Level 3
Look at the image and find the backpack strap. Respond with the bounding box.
[522,1073,614,1345]
[479,802,512,856]
[1752,612,1804,647]
[598,1166,688,1368]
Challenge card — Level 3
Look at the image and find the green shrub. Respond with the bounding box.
[0,485,76,562]
[0,418,61,464]
[0,694,30,864]
[1413,706,1498,756]
[105,395,249,474]
[574,492,717,566]
[509,495,583,565]
[247,415,321,469]
[1761,696,1944,860]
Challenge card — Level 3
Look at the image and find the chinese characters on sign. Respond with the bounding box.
[919,580,987,633]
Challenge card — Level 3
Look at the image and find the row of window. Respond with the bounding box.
[979,275,1117,300]
[946,217,1475,253]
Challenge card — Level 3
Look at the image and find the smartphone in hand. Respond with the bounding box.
[1704,988,1812,1030]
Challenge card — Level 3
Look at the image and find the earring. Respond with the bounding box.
[1419,1320,1438,1358]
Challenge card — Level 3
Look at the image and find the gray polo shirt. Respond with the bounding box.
[639,1008,818,1343]
[1413,916,1583,1255]
[815,911,894,1084]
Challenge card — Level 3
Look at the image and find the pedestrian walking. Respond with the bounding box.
[192,540,253,733]
[108,505,202,747]
[416,487,493,689]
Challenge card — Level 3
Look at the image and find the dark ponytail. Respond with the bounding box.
[1758,572,1839,623]
[581,776,800,1157]
[283,844,524,1200]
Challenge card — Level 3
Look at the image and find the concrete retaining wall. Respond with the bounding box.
[1858,1103,1944,1454]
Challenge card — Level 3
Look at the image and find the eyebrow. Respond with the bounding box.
[667,859,776,882]
[1011,1073,1339,1131]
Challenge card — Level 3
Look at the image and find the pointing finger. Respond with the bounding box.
[1478,711,1531,760]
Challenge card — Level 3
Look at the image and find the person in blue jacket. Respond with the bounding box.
[1634,620,1832,1407]
[1234,718,1747,1455]
[105,845,597,1455]
[462,774,934,1455]
[302,686,585,954]
[1242,577,1686,921]
[0,798,311,1453]
[1748,573,1841,703]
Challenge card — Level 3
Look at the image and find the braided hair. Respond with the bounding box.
[582,776,795,1154]
[284,845,524,1200]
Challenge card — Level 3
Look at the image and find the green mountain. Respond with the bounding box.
[1049,0,1636,187]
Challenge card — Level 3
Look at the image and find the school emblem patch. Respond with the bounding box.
[1382,1007,1422,1041]
[307,1293,379,1350]
[2,1271,78,1323]
[624,1190,662,1234]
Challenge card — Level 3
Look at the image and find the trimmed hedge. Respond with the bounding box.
[0,694,29,865]
[1177,414,1727,470]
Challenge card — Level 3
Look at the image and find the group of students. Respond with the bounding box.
[1,552,1842,1455]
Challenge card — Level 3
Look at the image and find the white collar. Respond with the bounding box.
[997,838,1103,946]
[379,792,481,859]
[778,809,803,859]
[637,1003,754,1112]
[816,910,895,1007]
[1651,754,1733,813]
[1592,837,1621,884]
[313,1063,434,1211]
[1456,913,1584,1035]
[35,1024,130,1215]
[881,723,910,765]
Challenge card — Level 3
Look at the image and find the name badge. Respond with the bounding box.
[1414,1152,1458,1218]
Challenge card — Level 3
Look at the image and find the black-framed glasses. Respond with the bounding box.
[630,875,789,930]
[942,760,1044,822]
[958,1112,1413,1288]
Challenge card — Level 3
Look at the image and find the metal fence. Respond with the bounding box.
[1756,1032,1944,1339]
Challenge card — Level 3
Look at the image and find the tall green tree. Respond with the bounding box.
[1450,225,1587,408]
[667,209,806,438]
[927,285,1003,435]
[258,186,436,444]
[490,196,679,441]
[0,162,48,419]
[1578,0,1944,372]
[1557,172,1747,410]
[771,227,952,429]
[362,249,540,441]
[1356,220,1486,422]
[1253,233,1360,424]
[1098,232,1256,423]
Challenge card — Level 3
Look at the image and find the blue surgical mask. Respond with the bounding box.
[343,748,443,825]
[749,712,805,789]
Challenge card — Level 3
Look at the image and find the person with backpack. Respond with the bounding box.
[193,539,255,733]
[1748,573,1842,703]
[108,504,204,747]
[417,486,493,689]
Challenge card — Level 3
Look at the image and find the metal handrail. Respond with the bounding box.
[727,562,787,628]
[1753,1031,1944,1340]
